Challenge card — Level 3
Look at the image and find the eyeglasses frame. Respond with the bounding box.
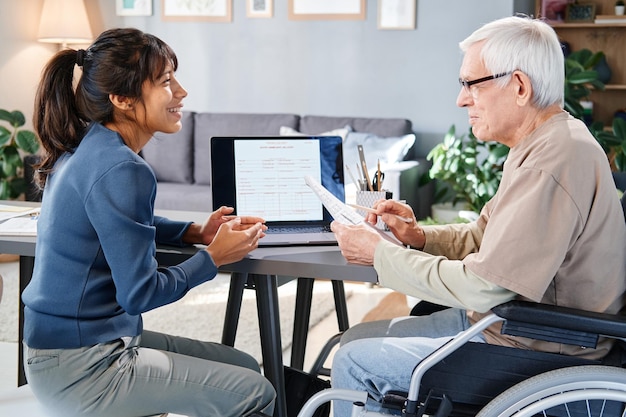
[458,71,514,93]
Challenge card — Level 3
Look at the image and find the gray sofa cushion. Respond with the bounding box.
[193,113,300,185]
[142,111,195,184]
[154,182,212,212]
[300,115,412,137]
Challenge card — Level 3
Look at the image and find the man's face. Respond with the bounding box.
[456,43,518,146]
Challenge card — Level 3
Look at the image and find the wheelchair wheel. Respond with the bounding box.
[476,365,626,417]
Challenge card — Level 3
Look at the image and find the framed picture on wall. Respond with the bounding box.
[162,0,232,22]
[378,0,416,30]
[288,0,365,21]
[247,0,273,18]
[535,0,572,22]
[116,0,153,16]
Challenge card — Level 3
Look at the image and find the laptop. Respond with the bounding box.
[211,135,345,246]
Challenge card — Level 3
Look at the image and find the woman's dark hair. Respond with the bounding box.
[33,28,178,188]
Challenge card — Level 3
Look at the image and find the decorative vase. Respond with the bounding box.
[616,5,625,15]
[594,55,612,84]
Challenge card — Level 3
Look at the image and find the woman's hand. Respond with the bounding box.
[206,217,266,267]
[330,221,382,265]
[367,199,425,249]
[185,206,266,245]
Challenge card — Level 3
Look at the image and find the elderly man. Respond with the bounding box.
[330,15,626,416]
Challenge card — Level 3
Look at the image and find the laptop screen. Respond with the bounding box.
[211,136,345,224]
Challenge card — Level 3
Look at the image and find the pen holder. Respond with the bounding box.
[356,190,392,229]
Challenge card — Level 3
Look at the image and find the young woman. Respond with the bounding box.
[22,28,275,417]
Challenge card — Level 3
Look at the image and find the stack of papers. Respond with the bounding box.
[0,204,39,236]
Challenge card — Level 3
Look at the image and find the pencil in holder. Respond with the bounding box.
[356,190,392,229]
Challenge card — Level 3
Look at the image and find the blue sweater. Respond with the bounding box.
[22,123,218,349]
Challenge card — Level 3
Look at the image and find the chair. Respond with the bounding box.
[298,193,626,417]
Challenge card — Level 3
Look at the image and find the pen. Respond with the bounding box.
[377,160,381,191]
[345,164,359,190]
[348,204,413,223]
[356,163,364,191]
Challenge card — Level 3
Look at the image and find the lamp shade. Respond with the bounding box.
[38,0,92,46]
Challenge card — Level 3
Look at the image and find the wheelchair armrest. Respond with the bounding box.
[493,300,626,340]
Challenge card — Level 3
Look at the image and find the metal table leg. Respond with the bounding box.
[253,273,288,417]
[18,255,35,387]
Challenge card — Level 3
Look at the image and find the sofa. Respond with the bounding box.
[141,112,434,219]
[26,112,434,219]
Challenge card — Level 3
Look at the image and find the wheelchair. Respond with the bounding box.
[297,300,626,417]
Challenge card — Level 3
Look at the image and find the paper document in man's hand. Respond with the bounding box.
[304,175,402,246]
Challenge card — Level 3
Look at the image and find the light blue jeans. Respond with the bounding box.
[24,330,276,417]
[331,308,485,417]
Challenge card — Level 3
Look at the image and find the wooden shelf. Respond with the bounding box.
[537,0,626,124]
[551,22,626,28]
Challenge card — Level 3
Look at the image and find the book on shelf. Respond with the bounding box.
[594,15,626,24]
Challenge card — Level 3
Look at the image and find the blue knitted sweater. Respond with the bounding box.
[22,123,217,349]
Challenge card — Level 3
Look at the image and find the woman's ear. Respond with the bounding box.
[109,94,134,111]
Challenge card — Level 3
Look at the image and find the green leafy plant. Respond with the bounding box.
[0,109,40,199]
[424,125,509,213]
[589,117,626,172]
[564,49,606,119]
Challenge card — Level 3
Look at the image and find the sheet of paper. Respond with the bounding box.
[0,205,40,222]
[0,216,38,236]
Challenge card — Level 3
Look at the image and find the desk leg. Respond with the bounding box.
[332,280,350,331]
[290,278,314,370]
[252,274,287,417]
[291,279,350,372]
[18,255,35,387]
[222,272,246,346]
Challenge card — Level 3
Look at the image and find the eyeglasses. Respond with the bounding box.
[458,71,513,94]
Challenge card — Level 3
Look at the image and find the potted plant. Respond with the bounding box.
[564,48,606,121]
[616,0,625,16]
[422,125,509,221]
[0,109,40,200]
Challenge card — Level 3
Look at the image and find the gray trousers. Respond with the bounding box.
[24,330,276,417]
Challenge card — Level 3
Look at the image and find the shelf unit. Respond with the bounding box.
[536,0,626,124]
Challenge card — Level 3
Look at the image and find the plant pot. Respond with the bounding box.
[616,5,625,15]
[431,202,478,224]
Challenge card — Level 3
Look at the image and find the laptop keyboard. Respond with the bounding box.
[265,225,331,234]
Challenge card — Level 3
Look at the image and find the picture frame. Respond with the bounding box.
[116,0,153,16]
[162,0,232,22]
[288,0,365,21]
[247,0,273,18]
[378,0,416,30]
[565,3,596,22]
[535,0,571,22]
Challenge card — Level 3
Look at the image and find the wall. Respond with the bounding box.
[0,0,534,157]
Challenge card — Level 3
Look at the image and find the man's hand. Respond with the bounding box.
[368,200,425,249]
[206,217,265,267]
[330,221,382,265]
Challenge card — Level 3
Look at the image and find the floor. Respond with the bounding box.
[0,274,396,393]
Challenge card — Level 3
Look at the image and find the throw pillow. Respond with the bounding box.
[343,131,416,176]
[279,125,351,141]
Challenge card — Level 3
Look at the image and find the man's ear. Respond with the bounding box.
[513,71,532,106]
[109,94,134,111]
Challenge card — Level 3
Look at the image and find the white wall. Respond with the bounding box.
[0,0,533,156]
